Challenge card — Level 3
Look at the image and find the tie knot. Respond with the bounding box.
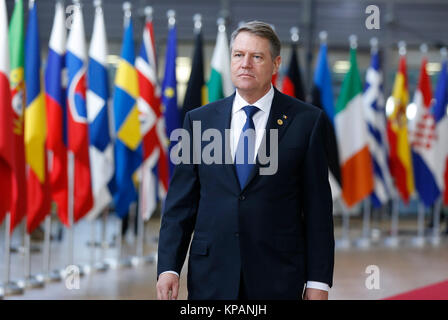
[242,105,259,119]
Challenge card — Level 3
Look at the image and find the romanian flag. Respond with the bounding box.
[0,0,14,225]
[24,1,51,233]
[386,55,414,203]
[113,15,143,218]
[335,44,374,207]
[9,0,27,231]
[45,1,68,225]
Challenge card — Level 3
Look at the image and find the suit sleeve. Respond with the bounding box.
[157,112,200,277]
[302,110,335,287]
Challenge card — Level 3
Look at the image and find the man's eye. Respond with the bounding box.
[233,53,242,57]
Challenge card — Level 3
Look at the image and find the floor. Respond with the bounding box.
[1,211,447,300]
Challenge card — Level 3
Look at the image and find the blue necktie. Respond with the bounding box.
[235,105,259,189]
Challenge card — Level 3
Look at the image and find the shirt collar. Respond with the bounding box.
[232,85,274,115]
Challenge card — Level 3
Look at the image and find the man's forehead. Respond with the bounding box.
[232,32,270,52]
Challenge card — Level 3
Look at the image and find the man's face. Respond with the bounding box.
[230,31,281,98]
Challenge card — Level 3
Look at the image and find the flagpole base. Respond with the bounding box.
[335,238,351,249]
[384,236,400,247]
[93,261,109,272]
[2,281,25,296]
[143,252,157,264]
[119,256,136,269]
[9,245,26,254]
[410,236,425,247]
[430,236,441,246]
[355,237,371,249]
[25,275,45,289]
[45,269,63,282]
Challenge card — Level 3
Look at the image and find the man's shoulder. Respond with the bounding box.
[186,95,234,120]
[276,91,323,119]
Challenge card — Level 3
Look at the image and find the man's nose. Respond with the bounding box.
[241,54,252,68]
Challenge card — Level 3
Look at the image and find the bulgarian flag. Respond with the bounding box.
[207,22,233,102]
[335,41,374,207]
[0,0,14,225]
[386,54,415,203]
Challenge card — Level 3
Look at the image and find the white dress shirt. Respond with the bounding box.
[161,86,330,293]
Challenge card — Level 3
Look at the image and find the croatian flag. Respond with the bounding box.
[409,57,440,207]
[66,2,93,223]
[85,0,114,220]
[434,59,448,205]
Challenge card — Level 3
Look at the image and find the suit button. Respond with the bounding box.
[239,195,246,201]
[235,232,239,237]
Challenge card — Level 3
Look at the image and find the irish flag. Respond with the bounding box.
[207,22,233,102]
[335,42,374,207]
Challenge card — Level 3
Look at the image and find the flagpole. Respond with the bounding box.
[336,199,351,249]
[412,201,426,247]
[2,213,24,296]
[431,197,442,246]
[356,198,372,248]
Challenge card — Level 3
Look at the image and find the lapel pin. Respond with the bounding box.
[283,115,287,119]
[277,119,283,125]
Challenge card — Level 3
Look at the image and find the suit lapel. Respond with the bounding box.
[213,93,241,192]
[242,88,295,191]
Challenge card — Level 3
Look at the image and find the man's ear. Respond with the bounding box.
[273,55,282,75]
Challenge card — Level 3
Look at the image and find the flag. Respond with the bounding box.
[386,55,415,203]
[207,25,233,102]
[335,45,374,207]
[45,1,68,225]
[409,57,440,207]
[9,0,27,231]
[282,43,305,101]
[0,0,14,225]
[162,22,180,177]
[113,16,143,218]
[434,60,448,205]
[136,16,170,220]
[85,2,114,221]
[311,41,342,199]
[66,3,93,223]
[24,1,51,233]
[182,29,206,120]
[363,47,394,208]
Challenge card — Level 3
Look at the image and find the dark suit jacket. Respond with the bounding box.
[157,88,334,300]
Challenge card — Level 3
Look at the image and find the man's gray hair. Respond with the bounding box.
[230,21,281,60]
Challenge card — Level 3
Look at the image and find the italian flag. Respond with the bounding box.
[335,46,374,207]
[207,25,233,102]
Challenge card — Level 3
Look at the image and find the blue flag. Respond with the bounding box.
[112,17,143,218]
[162,24,180,177]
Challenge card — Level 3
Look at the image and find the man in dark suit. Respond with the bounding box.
[157,21,334,300]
